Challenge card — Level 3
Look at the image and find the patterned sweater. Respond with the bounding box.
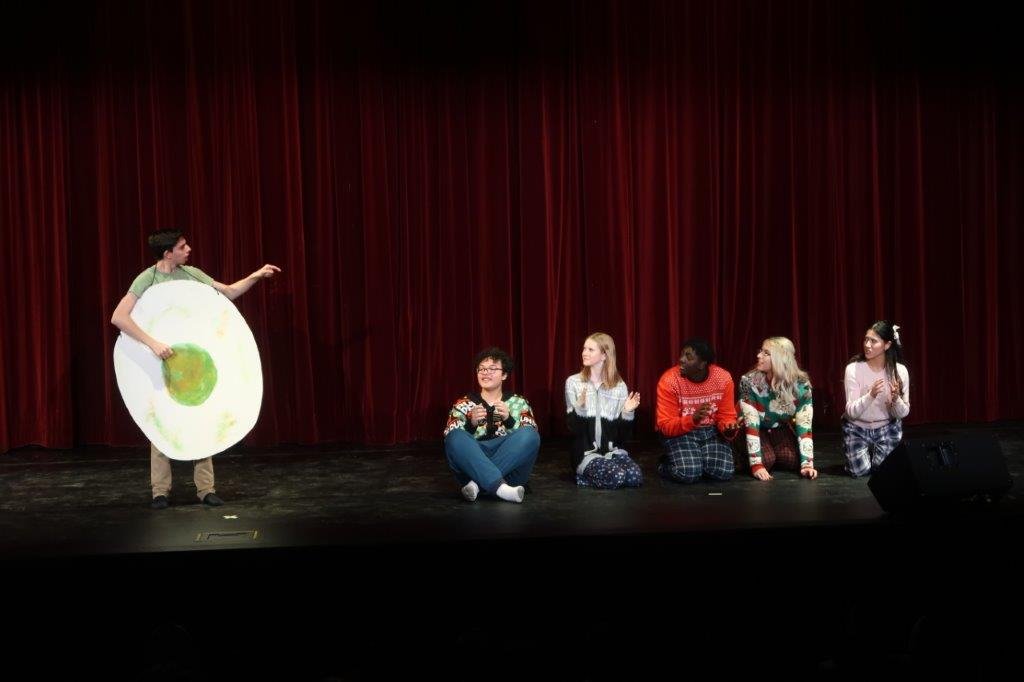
[655,364,737,437]
[442,390,537,440]
[738,370,814,472]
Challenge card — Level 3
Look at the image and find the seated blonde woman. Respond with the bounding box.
[565,333,641,489]
[737,337,817,481]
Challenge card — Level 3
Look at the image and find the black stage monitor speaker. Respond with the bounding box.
[868,433,1013,513]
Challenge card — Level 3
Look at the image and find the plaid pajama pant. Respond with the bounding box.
[842,419,903,478]
[576,451,644,489]
[659,426,734,483]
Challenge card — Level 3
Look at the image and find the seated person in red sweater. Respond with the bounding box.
[655,338,742,483]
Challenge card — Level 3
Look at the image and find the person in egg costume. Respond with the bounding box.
[110,229,280,509]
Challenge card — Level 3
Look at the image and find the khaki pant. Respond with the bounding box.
[151,444,215,500]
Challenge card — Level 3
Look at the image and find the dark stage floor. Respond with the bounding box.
[3,422,1023,680]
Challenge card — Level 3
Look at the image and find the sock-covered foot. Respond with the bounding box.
[496,483,525,503]
[461,480,479,502]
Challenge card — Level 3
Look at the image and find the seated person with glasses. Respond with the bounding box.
[443,347,541,503]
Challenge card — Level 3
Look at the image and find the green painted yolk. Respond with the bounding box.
[162,343,218,406]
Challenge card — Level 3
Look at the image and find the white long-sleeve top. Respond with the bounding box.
[844,361,910,428]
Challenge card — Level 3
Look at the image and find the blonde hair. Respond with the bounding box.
[761,337,810,407]
[579,332,623,389]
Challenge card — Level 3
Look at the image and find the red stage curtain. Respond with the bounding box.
[2,0,1021,451]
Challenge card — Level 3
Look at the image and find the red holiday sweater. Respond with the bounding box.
[655,364,737,437]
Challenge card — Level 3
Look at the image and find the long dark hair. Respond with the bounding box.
[850,320,906,398]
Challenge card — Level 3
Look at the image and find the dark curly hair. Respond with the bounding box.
[473,346,515,374]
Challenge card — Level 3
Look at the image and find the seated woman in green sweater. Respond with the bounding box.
[737,337,817,481]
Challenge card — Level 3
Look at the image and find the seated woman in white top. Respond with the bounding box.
[565,333,641,489]
[843,320,910,477]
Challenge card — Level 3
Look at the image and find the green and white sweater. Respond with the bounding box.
[738,370,814,473]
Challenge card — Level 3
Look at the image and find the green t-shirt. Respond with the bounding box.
[128,265,215,299]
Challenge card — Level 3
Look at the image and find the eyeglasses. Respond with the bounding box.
[476,366,504,375]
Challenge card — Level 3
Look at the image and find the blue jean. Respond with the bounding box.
[444,427,541,494]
